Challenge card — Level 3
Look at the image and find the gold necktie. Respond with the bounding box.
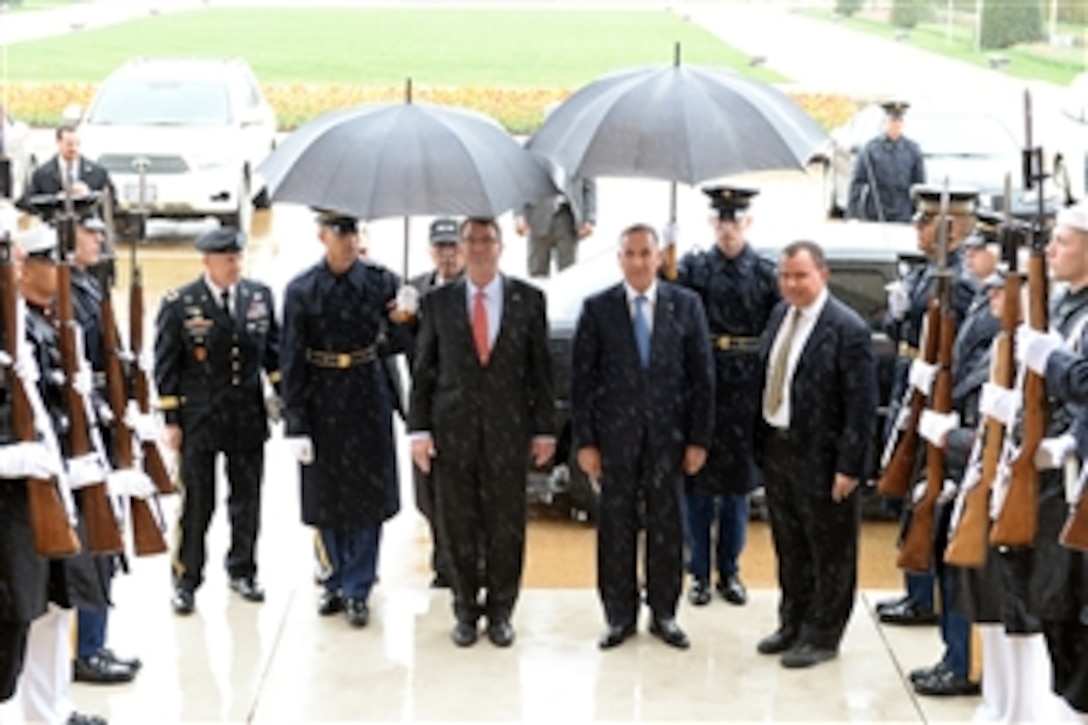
[765,308,800,414]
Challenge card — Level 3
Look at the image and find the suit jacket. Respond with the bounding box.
[408,276,553,467]
[522,176,597,236]
[571,282,714,469]
[18,154,116,212]
[154,276,280,451]
[756,294,877,496]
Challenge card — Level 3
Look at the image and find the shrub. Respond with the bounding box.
[980,0,1045,49]
[890,0,932,29]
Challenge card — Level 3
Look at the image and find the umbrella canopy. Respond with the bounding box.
[527,63,829,185]
[257,102,556,220]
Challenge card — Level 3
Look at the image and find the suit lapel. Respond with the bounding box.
[760,303,788,365]
[795,300,835,376]
[649,284,675,369]
[450,279,479,364]
[610,285,642,367]
[491,278,516,360]
[234,282,251,328]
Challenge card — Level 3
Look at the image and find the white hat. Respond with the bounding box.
[1057,201,1088,234]
[16,224,59,259]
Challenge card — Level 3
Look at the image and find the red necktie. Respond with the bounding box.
[473,290,489,365]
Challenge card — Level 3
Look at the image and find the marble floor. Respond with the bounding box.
[7,441,984,723]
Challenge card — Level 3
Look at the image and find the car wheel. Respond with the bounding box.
[567,451,599,523]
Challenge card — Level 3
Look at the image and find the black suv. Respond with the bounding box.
[529,220,920,520]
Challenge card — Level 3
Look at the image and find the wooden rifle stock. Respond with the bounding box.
[129,267,173,494]
[100,293,166,556]
[56,260,123,554]
[0,238,80,557]
[898,302,956,573]
[990,253,1047,547]
[1060,489,1088,552]
[878,305,942,498]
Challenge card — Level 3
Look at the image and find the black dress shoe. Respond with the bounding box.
[229,576,266,603]
[598,622,636,650]
[73,653,134,684]
[345,598,369,628]
[875,593,910,615]
[781,642,838,668]
[688,579,711,606]
[716,575,748,605]
[171,587,194,616]
[878,599,939,626]
[756,626,798,655]
[98,648,141,671]
[66,713,107,725]
[487,620,515,647]
[909,660,948,684]
[649,617,690,649]
[451,620,478,647]
[317,591,345,616]
[913,667,981,696]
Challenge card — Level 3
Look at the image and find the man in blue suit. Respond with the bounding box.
[755,240,878,668]
[571,223,714,650]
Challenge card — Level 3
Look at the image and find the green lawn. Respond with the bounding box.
[799,9,1085,86]
[0,7,786,86]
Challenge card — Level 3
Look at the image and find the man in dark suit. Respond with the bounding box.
[571,223,714,651]
[407,218,465,589]
[755,240,877,668]
[408,217,554,648]
[154,226,281,615]
[516,170,596,277]
[19,125,115,211]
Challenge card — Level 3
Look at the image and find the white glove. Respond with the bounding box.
[918,409,960,448]
[66,453,107,489]
[1034,434,1076,470]
[939,479,958,504]
[138,349,154,374]
[1016,324,1063,375]
[265,395,284,424]
[885,280,910,321]
[662,220,680,247]
[907,359,937,397]
[0,441,62,480]
[96,400,115,426]
[395,285,419,316]
[106,468,156,499]
[911,481,927,505]
[979,382,1020,427]
[71,366,94,397]
[284,436,314,465]
[124,401,160,442]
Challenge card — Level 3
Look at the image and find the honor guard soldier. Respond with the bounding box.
[879,186,977,626]
[281,212,411,629]
[155,226,281,615]
[675,186,780,607]
[847,101,926,223]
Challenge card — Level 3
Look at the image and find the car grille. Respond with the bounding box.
[98,154,189,174]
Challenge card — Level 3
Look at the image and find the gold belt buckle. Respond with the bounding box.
[897,342,919,359]
[717,335,731,350]
[337,353,351,368]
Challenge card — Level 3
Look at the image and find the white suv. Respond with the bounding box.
[77,57,277,233]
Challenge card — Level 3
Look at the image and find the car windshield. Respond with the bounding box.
[88,79,233,126]
[905,114,1016,157]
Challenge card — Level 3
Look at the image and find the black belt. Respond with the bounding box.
[768,427,793,441]
[305,347,377,369]
[713,335,760,352]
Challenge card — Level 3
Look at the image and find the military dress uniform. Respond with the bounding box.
[281,214,409,626]
[154,227,280,612]
[879,187,977,625]
[846,101,926,223]
[675,186,779,607]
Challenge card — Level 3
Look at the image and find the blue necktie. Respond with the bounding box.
[633,294,651,368]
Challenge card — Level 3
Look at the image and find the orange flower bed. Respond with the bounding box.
[1,83,856,135]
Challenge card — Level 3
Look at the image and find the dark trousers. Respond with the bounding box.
[1044,620,1088,713]
[905,571,935,610]
[434,452,526,624]
[684,491,747,582]
[764,432,859,649]
[413,464,449,580]
[0,621,29,701]
[320,526,381,600]
[934,502,969,677]
[173,445,263,592]
[598,442,684,626]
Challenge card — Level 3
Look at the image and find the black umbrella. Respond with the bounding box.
[256,96,556,222]
[527,50,827,185]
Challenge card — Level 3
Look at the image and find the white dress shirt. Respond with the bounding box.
[763,287,829,429]
[204,275,236,317]
[465,274,503,352]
